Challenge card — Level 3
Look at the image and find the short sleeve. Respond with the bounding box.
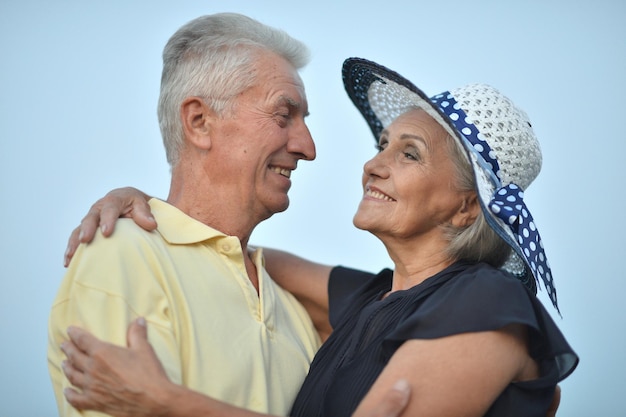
[384,263,578,382]
[328,266,391,329]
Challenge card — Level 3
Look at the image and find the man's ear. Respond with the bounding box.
[180,97,214,151]
[452,192,481,228]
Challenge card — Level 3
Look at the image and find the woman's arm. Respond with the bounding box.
[355,324,537,417]
[61,319,410,417]
[263,248,333,341]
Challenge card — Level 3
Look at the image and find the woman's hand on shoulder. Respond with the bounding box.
[64,187,156,267]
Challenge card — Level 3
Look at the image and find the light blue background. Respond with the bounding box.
[1,1,624,415]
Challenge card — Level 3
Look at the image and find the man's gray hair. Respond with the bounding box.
[158,13,310,166]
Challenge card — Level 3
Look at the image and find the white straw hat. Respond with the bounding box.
[342,57,559,312]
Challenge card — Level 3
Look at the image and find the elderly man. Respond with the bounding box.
[48,13,321,417]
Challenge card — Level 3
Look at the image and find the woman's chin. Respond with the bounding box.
[352,215,377,233]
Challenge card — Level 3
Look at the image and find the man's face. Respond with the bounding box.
[209,51,316,222]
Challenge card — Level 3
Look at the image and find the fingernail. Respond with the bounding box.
[60,342,67,353]
[101,224,108,234]
[393,379,410,392]
[78,230,85,241]
[137,317,146,327]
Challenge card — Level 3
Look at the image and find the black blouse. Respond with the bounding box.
[289,261,578,417]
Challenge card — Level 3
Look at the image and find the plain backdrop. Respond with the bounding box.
[1,1,625,415]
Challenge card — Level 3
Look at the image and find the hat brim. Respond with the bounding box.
[342,57,537,294]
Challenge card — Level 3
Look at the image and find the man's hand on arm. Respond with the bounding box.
[62,318,174,417]
[62,319,410,417]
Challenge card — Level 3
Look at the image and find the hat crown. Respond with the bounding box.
[449,84,542,190]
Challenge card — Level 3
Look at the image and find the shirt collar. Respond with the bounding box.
[150,198,227,245]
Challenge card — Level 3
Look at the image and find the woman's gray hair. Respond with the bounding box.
[158,13,310,167]
[443,134,511,267]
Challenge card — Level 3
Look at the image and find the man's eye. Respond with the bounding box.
[274,113,290,126]
[274,109,290,119]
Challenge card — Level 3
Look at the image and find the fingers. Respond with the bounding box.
[64,227,82,267]
[63,202,106,267]
[377,380,411,417]
[131,202,158,232]
[60,336,90,390]
[81,203,106,240]
[62,359,85,390]
[67,326,100,356]
[64,386,87,410]
[63,187,157,267]
[354,380,410,417]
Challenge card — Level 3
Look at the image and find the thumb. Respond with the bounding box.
[127,317,149,349]
[132,202,158,232]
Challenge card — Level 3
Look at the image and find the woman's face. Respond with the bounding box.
[353,108,473,242]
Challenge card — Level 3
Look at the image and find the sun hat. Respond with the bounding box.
[342,57,559,312]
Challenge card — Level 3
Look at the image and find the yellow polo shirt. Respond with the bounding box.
[48,198,321,416]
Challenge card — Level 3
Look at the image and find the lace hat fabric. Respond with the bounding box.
[342,57,559,312]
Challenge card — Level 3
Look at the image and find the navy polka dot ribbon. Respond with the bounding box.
[490,184,558,312]
[431,92,502,182]
[431,92,559,312]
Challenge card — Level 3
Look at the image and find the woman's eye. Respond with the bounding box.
[404,151,419,160]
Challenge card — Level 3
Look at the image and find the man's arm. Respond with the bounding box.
[62,319,410,417]
[50,227,180,416]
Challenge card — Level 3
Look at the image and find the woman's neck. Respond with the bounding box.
[382,236,456,292]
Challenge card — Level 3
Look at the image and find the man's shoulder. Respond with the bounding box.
[86,218,164,250]
[63,219,167,282]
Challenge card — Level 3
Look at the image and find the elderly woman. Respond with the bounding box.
[60,58,577,416]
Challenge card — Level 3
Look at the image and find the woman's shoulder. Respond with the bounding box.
[446,262,531,297]
[328,266,392,327]
[389,262,539,338]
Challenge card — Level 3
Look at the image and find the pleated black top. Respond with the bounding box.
[289,262,578,417]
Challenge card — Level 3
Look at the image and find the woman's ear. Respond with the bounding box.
[452,192,480,228]
[180,97,214,151]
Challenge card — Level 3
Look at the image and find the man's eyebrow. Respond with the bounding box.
[277,95,309,117]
